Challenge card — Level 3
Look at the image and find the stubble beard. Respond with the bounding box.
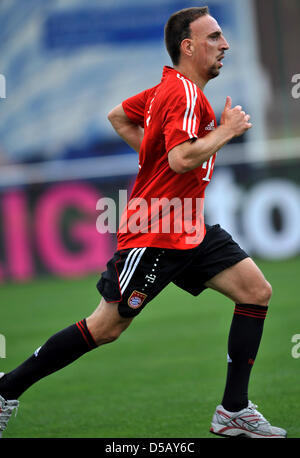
[208,64,220,79]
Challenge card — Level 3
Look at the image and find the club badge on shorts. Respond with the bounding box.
[128,290,147,309]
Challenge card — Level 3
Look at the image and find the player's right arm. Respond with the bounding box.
[168,96,252,174]
[107,103,144,153]
[108,87,157,153]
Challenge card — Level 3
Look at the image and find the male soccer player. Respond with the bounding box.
[0,7,286,438]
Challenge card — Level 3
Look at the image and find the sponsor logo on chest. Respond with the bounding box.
[205,120,216,131]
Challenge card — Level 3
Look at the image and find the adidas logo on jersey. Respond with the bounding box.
[205,120,215,131]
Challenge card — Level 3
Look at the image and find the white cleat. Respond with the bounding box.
[210,401,287,438]
[0,374,19,438]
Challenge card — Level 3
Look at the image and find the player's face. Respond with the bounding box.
[189,15,229,80]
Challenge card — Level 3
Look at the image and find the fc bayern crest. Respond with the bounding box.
[128,290,147,309]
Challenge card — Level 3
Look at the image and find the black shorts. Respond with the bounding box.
[96,224,249,318]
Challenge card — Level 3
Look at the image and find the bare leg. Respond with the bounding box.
[204,257,272,306]
[86,298,134,345]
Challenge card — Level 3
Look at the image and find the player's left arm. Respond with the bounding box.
[108,103,144,153]
[168,97,251,174]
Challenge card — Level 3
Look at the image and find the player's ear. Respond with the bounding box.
[180,39,194,58]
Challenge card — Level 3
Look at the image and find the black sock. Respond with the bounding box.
[221,304,268,412]
[0,319,97,400]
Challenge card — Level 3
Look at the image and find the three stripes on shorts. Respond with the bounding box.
[118,248,147,294]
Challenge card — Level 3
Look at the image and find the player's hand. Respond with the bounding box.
[220,96,252,137]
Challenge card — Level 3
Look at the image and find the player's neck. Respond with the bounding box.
[174,63,208,91]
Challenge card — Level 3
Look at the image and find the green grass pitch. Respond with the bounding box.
[1,258,299,438]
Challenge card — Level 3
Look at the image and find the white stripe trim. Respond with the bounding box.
[186,80,194,136]
[192,114,197,137]
[186,80,198,137]
[177,74,198,139]
[120,247,146,294]
[181,78,191,133]
[119,248,139,283]
[120,248,142,289]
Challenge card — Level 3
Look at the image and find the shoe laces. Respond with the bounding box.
[246,401,269,425]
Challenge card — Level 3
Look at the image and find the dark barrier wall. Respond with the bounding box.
[0,159,299,283]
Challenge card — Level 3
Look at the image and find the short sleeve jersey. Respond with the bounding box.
[117,66,217,251]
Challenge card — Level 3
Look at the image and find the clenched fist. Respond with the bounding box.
[220,96,252,137]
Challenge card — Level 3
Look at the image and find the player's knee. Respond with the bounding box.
[95,329,120,345]
[102,333,119,345]
[94,324,127,346]
[252,280,272,306]
[87,300,133,346]
[265,281,273,302]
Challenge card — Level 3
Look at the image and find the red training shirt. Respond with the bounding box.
[117,66,217,251]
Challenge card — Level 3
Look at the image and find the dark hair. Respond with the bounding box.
[164,7,209,66]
